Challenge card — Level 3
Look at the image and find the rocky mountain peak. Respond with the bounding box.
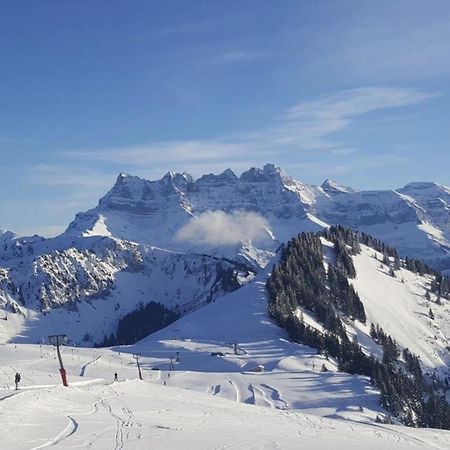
[399,181,441,192]
[239,163,289,185]
[321,179,357,194]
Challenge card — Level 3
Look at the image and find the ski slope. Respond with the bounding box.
[1,243,450,447]
[1,341,449,449]
[126,272,383,422]
[2,378,449,449]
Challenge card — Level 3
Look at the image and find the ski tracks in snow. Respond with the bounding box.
[228,380,240,403]
[29,416,78,449]
[252,385,274,408]
[227,378,287,410]
[95,385,142,450]
[29,384,142,450]
[260,383,288,410]
[206,384,221,396]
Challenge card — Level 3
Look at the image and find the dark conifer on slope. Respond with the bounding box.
[97,301,179,346]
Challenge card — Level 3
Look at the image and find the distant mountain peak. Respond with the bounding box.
[220,168,238,179]
[400,181,440,191]
[55,164,450,273]
[197,168,238,186]
[239,163,289,184]
[0,229,16,243]
[161,171,193,186]
[321,179,358,194]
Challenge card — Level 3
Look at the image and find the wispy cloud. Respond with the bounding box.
[286,87,434,120]
[238,7,450,83]
[260,87,436,151]
[288,154,409,178]
[29,165,115,217]
[45,86,435,186]
[325,13,450,81]
[205,50,267,67]
[65,141,246,166]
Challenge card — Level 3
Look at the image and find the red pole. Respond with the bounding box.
[50,335,69,387]
[59,368,68,387]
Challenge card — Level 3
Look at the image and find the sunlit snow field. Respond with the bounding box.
[1,260,450,448]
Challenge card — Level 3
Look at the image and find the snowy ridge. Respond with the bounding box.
[61,164,450,271]
[0,235,250,345]
[321,178,358,194]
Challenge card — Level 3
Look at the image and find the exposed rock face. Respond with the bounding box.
[64,163,450,270]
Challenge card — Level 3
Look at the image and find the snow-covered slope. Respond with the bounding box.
[0,262,449,448]
[1,231,450,446]
[350,244,450,376]
[1,344,449,449]
[127,270,383,421]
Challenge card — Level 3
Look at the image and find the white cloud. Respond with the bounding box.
[205,50,267,66]
[175,210,270,247]
[24,86,432,207]
[63,87,433,174]
[286,87,434,121]
[65,141,246,166]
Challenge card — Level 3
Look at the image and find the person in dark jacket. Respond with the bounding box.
[14,372,21,390]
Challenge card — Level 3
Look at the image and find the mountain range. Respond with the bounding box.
[65,163,450,271]
[0,163,449,345]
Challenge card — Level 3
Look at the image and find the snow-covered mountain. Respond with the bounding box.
[0,232,250,345]
[0,164,449,347]
[63,164,450,271]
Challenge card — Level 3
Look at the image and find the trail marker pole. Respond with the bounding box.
[48,334,68,386]
[133,354,143,380]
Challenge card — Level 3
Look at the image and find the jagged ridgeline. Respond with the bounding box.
[266,225,450,429]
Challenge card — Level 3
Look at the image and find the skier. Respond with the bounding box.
[114,372,118,382]
[14,372,21,390]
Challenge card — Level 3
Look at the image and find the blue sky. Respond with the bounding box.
[1,0,450,236]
